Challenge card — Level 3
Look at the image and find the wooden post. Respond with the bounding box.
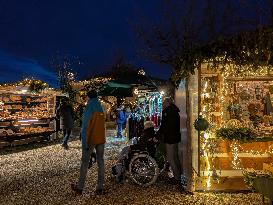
[185,77,193,191]
[197,64,201,176]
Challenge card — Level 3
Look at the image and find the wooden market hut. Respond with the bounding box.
[0,79,63,148]
[174,27,273,193]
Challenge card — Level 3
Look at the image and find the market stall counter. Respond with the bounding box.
[0,81,61,147]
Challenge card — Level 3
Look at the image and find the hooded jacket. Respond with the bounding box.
[81,98,103,149]
[158,103,181,144]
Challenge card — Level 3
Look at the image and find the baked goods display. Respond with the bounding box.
[18,126,52,134]
[0,93,54,138]
[0,128,14,136]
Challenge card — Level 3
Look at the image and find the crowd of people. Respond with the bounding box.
[56,90,183,195]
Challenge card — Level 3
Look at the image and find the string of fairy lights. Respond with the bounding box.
[0,78,48,88]
[97,90,163,123]
[200,62,273,188]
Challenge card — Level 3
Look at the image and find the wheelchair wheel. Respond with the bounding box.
[129,153,159,187]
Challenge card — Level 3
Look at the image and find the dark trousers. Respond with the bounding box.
[117,123,123,137]
[166,143,182,180]
[62,129,72,146]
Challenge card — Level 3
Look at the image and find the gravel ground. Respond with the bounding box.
[0,139,267,205]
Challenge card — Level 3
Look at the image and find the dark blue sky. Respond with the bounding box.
[0,0,171,86]
[0,0,271,86]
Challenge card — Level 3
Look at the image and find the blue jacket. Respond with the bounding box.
[116,108,125,124]
[81,98,103,149]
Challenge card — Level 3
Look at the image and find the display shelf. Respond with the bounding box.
[7,108,24,111]
[0,117,55,122]
[4,102,27,105]
[0,120,54,129]
[3,101,47,104]
[0,130,56,141]
[13,124,49,127]
[255,136,273,142]
[0,92,56,147]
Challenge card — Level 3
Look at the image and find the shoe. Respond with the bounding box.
[112,166,118,175]
[116,174,123,183]
[168,177,181,185]
[71,184,83,194]
[62,144,69,149]
[95,189,105,195]
[183,190,194,195]
[180,186,186,192]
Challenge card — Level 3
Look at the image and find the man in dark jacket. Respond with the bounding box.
[56,98,74,149]
[158,97,181,183]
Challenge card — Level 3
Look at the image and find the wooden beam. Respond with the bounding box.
[226,76,273,81]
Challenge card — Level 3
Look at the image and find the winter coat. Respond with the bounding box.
[116,108,125,124]
[57,104,74,130]
[158,103,181,144]
[81,98,104,149]
[138,127,157,157]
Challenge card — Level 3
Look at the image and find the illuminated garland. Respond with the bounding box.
[215,127,257,142]
[231,141,243,170]
[0,78,48,88]
[29,80,49,93]
[171,27,273,86]
[200,64,273,181]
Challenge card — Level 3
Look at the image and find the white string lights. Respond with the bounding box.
[199,62,273,189]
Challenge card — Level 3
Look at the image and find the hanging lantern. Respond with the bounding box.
[194,115,209,131]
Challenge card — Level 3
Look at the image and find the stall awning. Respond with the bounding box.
[98,82,133,97]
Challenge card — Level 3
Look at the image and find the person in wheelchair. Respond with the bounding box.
[112,121,157,182]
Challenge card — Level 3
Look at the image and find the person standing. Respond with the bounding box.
[56,98,74,149]
[116,105,125,138]
[124,107,131,138]
[158,97,182,184]
[71,90,106,195]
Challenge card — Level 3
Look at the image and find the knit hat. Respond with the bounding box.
[144,121,155,129]
[87,90,98,98]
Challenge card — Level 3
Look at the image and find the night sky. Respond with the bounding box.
[0,0,271,86]
[0,0,170,86]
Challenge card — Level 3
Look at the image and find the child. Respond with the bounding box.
[112,121,157,182]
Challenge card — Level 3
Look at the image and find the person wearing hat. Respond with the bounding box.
[112,120,157,182]
[71,90,106,195]
[138,121,157,157]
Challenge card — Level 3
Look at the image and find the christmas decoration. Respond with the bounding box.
[215,127,257,142]
[28,80,48,93]
[194,115,209,131]
[171,27,273,86]
[227,103,241,119]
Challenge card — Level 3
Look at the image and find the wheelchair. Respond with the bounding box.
[113,143,166,187]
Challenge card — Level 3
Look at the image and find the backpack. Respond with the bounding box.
[86,112,106,145]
